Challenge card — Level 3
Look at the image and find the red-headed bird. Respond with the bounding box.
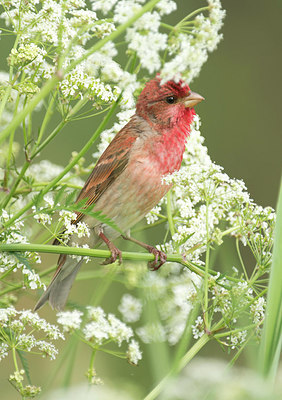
[35,76,204,311]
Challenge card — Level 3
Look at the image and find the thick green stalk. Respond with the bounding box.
[144,334,210,400]
[166,190,176,237]
[204,200,211,328]
[0,243,184,263]
[36,94,56,145]
[258,179,282,381]
[0,243,238,285]
[1,161,30,208]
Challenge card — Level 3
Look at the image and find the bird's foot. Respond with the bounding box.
[121,235,167,271]
[99,231,122,265]
[146,246,167,271]
[101,245,122,265]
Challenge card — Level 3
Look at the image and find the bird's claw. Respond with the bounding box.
[101,246,122,265]
[147,247,167,271]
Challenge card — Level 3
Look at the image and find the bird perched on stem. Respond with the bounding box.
[35,75,204,311]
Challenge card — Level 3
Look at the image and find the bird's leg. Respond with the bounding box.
[99,231,122,265]
[122,235,167,271]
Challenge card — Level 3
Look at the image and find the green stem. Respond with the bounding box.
[175,6,210,30]
[160,22,175,30]
[144,334,210,400]
[236,238,249,280]
[89,349,96,370]
[36,94,56,145]
[166,190,176,237]
[1,162,30,208]
[11,346,25,393]
[31,118,67,159]
[15,181,82,195]
[0,243,239,288]
[204,200,210,327]
[213,324,256,339]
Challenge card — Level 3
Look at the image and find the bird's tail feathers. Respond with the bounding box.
[34,256,83,311]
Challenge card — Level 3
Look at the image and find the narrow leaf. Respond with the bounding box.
[17,350,32,384]
[259,179,282,380]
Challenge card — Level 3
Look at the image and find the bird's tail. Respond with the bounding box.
[34,255,84,311]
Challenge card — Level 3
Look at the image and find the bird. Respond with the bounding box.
[34,75,204,311]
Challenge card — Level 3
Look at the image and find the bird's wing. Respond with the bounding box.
[72,127,137,225]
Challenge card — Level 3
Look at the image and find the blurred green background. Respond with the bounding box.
[0,0,282,398]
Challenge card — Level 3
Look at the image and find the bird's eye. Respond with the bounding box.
[165,96,176,104]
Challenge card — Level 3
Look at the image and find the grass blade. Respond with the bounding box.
[258,178,282,380]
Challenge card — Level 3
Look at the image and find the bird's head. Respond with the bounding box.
[136,76,204,134]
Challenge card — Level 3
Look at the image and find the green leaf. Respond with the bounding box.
[259,178,282,381]
[17,349,31,384]
[13,251,32,271]
[34,189,44,209]
[64,189,78,206]
[54,184,68,205]
[73,206,124,235]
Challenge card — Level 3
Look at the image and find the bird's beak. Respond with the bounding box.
[183,91,205,108]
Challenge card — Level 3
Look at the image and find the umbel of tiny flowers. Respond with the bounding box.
[0,307,64,397]
[57,306,142,380]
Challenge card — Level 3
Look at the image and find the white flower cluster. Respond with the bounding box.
[228,204,275,264]
[0,0,120,104]
[150,115,275,268]
[83,306,133,346]
[161,0,225,83]
[30,195,91,250]
[1,1,225,108]
[0,307,64,361]
[9,43,46,67]
[227,330,248,350]
[123,264,202,345]
[0,210,44,290]
[250,297,265,326]
[118,293,142,323]
[127,339,142,365]
[57,309,83,332]
[9,369,42,398]
[192,316,205,340]
[57,306,142,365]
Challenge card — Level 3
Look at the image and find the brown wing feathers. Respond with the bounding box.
[53,127,137,242]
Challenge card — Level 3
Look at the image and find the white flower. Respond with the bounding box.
[192,316,204,339]
[0,307,64,360]
[156,0,177,16]
[57,310,83,332]
[83,320,110,344]
[108,314,133,346]
[114,0,142,24]
[118,294,143,323]
[136,322,166,344]
[127,340,142,365]
[250,297,265,325]
[228,330,247,349]
[0,343,9,361]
